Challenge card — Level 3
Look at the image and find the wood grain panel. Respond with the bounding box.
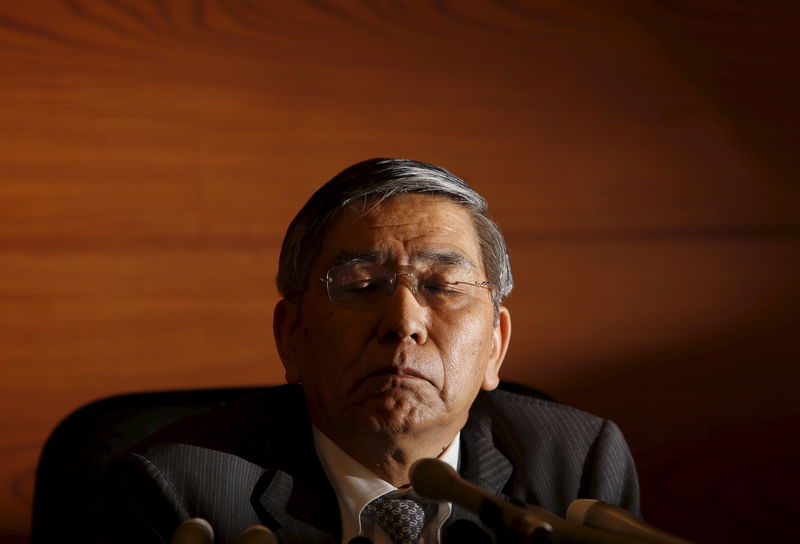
[1,1,797,541]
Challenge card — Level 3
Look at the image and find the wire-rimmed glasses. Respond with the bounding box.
[320,262,491,310]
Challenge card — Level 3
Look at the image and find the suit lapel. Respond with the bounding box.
[247,388,341,543]
[252,467,340,544]
[459,397,514,497]
[443,403,514,540]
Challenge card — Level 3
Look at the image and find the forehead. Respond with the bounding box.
[315,193,483,270]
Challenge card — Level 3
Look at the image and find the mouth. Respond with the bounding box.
[349,366,430,396]
[365,366,428,381]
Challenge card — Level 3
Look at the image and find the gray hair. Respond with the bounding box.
[277,158,513,307]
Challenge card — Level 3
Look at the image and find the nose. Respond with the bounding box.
[376,278,429,345]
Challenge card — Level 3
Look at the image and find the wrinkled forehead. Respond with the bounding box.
[315,193,485,274]
[329,248,479,272]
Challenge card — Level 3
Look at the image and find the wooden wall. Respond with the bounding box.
[1,2,798,542]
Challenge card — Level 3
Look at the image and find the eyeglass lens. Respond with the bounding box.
[324,263,489,309]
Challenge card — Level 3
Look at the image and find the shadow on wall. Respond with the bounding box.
[536,297,800,544]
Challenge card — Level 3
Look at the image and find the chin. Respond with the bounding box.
[362,395,441,435]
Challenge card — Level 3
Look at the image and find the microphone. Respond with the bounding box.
[567,499,695,544]
[237,524,278,544]
[410,458,552,542]
[170,518,214,544]
[411,458,654,544]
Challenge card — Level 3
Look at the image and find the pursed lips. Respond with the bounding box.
[369,366,428,380]
[348,365,431,396]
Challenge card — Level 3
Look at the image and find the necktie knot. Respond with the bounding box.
[365,494,430,544]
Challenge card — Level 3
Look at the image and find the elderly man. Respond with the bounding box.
[102,158,639,543]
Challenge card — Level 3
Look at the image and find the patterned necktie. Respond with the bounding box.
[365,494,430,544]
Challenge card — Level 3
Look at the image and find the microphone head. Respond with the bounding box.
[237,524,277,544]
[171,518,214,544]
[566,498,599,525]
[409,458,459,501]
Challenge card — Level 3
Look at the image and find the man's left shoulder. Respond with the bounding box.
[463,386,640,516]
[465,386,632,461]
[469,386,607,435]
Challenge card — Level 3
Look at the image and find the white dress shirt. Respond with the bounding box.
[313,426,460,544]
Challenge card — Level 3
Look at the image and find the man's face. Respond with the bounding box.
[275,193,511,442]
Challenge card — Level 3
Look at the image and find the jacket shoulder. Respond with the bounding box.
[470,387,606,437]
[464,387,639,516]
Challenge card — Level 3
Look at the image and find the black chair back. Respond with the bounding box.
[31,386,264,543]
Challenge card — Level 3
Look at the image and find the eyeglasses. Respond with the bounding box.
[320,262,491,309]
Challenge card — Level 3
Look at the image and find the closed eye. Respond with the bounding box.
[421,281,466,295]
[340,279,380,290]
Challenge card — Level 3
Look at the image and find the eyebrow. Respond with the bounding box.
[329,249,476,269]
[330,251,384,268]
[412,249,476,269]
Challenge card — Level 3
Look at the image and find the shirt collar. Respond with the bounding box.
[313,425,460,543]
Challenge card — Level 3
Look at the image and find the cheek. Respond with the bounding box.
[299,313,369,372]
[437,310,495,381]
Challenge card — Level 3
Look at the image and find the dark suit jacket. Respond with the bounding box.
[100,384,639,543]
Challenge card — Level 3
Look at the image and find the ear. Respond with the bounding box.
[273,299,303,384]
[481,305,511,391]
